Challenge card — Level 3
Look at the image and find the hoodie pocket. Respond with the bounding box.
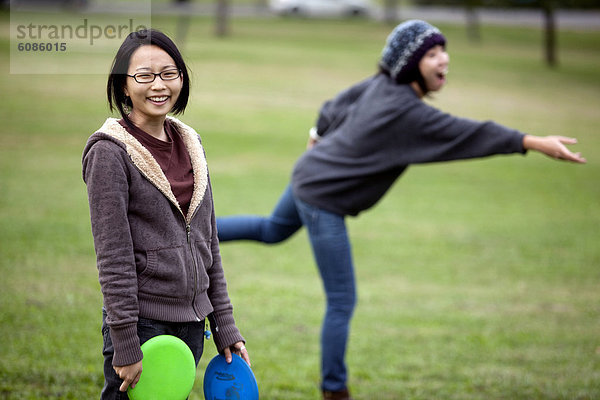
[193,239,213,292]
[139,245,192,298]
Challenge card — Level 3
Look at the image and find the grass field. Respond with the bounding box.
[1,9,599,399]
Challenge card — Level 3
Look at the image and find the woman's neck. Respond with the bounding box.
[128,112,168,142]
[410,81,425,99]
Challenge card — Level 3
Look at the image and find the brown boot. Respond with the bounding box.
[322,388,353,400]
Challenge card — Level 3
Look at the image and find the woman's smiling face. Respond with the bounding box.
[124,44,183,126]
[418,44,450,93]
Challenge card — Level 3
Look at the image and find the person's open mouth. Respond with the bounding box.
[148,96,169,105]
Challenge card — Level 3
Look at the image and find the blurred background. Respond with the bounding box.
[1,0,599,398]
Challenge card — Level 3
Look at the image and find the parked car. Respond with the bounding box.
[269,0,373,17]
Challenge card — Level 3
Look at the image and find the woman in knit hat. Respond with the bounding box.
[217,20,586,399]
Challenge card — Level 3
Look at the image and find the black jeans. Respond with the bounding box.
[100,310,205,400]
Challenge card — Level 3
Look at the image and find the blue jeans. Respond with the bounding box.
[217,185,302,243]
[217,185,357,391]
[100,310,205,400]
[294,196,357,392]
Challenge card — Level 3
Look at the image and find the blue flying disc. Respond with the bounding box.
[203,354,259,400]
[128,335,196,400]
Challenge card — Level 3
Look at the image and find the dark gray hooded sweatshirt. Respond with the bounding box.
[292,74,527,216]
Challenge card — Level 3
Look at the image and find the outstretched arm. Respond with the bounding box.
[523,135,586,163]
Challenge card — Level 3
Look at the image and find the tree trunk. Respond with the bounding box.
[543,0,557,67]
[465,0,481,42]
[383,0,399,25]
[215,0,229,37]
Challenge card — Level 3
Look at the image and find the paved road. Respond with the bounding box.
[134,3,600,30]
[11,1,600,30]
[375,6,600,30]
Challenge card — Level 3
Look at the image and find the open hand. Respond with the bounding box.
[523,135,586,163]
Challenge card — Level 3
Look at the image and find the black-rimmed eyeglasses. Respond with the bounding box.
[127,69,181,84]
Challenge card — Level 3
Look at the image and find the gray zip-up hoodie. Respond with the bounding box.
[83,117,243,366]
[292,74,527,216]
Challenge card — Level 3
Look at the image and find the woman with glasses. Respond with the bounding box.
[83,29,251,398]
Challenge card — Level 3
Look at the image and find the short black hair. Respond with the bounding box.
[107,29,190,125]
[378,63,430,96]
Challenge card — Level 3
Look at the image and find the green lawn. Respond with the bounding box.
[0,11,599,399]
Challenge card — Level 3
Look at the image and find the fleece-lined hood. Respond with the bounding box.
[83,116,244,366]
[83,116,208,222]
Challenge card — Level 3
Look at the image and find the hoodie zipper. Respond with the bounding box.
[102,123,209,324]
[126,156,206,322]
[185,212,203,322]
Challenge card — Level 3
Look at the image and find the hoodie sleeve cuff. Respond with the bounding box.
[109,323,143,367]
[517,132,528,154]
[210,312,245,352]
[309,127,321,141]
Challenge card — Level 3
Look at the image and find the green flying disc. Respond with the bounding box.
[127,335,196,400]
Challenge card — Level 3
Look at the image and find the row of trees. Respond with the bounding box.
[208,0,596,66]
[382,0,595,66]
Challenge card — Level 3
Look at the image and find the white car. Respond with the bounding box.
[269,0,373,17]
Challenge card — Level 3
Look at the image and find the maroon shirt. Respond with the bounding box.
[83,117,244,366]
[119,119,194,216]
